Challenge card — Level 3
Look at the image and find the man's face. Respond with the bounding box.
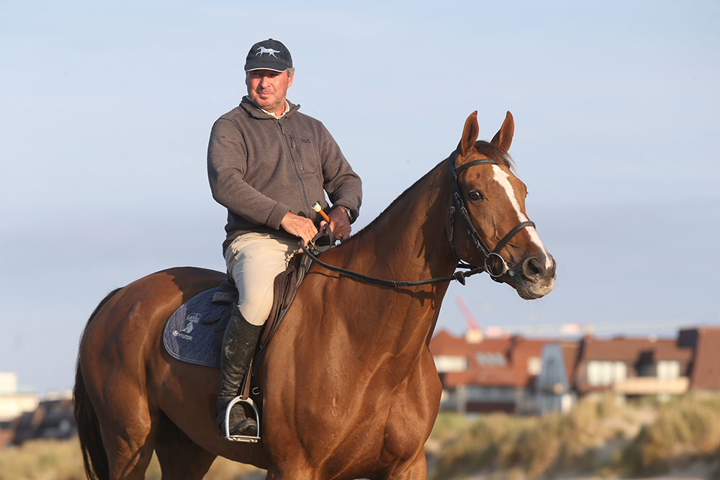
[245,69,294,115]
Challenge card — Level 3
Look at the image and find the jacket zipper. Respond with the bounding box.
[278,119,312,215]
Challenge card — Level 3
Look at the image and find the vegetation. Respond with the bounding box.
[618,393,720,477]
[427,393,720,480]
[2,394,719,479]
[0,438,261,480]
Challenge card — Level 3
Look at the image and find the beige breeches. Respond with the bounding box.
[224,233,301,326]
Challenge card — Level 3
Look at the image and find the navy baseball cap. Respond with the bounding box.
[244,38,293,72]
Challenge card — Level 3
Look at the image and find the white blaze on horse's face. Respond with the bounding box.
[491,165,553,270]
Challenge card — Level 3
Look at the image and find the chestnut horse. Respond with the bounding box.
[74,111,555,479]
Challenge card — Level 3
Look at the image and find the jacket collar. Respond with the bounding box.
[240,96,300,120]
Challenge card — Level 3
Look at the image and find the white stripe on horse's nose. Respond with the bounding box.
[492,166,553,269]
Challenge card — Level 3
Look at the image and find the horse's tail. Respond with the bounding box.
[73,288,121,480]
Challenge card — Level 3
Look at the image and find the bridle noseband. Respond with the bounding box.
[448,155,535,279]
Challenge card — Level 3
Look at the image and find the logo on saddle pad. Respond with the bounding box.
[256,46,280,58]
[172,312,201,341]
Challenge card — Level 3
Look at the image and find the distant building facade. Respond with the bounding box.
[430,326,720,416]
[0,373,75,448]
[430,329,550,414]
[0,373,39,424]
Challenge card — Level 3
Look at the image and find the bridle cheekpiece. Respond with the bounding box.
[448,154,535,279]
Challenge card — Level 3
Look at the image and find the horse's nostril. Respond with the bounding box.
[522,257,542,278]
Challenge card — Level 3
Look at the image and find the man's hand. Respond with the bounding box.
[280,211,318,246]
[321,206,352,242]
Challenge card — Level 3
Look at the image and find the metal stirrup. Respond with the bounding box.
[223,396,261,443]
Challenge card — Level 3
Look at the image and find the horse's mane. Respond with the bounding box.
[352,141,513,241]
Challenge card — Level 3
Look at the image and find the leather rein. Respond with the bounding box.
[301,155,535,287]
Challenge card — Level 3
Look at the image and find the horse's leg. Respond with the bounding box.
[92,382,159,479]
[155,414,218,480]
[377,449,427,480]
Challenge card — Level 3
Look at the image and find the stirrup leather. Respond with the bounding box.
[223,395,261,443]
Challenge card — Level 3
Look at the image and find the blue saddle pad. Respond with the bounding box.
[163,287,232,369]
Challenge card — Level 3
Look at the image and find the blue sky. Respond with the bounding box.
[1,1,719,393]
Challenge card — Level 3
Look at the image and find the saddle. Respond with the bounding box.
[163,251,313,433]
[164,252,312,366]
[211,251,313,358]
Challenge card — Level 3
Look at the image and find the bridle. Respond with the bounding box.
[301,155,535,287]
[448,155,535,280]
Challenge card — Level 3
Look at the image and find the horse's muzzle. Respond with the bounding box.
[513,254,556,299]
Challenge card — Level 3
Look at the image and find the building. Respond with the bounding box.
[430,329,550,414]
[11,393,76,446]
[0,374,76,447]
[0,373,39,424]
[536,327,720,414]
[431,326,720,416]
[535,341,579,414]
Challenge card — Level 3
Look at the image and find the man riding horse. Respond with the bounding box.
[207,38,363,438]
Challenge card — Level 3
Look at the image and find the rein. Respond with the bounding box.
[301,243,485,286]
[301,155,535,287]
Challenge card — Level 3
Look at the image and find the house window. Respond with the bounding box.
[657,360,681,379]
[476,353,506,366]
[467,386,514,402]
[434,355,467,373]
[528,357,542,375]
[587,361,627,386]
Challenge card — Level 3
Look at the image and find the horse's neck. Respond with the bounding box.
[332,162,457,358]
[357,163,455,274]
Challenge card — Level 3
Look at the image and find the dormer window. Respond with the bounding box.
[657,360,681,379]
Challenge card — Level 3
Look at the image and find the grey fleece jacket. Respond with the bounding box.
[207,97,362,248]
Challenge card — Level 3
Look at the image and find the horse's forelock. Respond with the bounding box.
[474,140,515,171]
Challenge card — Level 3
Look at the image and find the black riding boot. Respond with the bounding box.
[216,305,262,437]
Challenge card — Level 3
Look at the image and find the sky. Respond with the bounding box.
[1,1,719,394]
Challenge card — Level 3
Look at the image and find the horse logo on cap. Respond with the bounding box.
[256,46,280,58]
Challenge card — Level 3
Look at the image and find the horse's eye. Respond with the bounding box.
[468,190,484,201]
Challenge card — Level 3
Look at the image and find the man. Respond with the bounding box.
[207,38,363,438]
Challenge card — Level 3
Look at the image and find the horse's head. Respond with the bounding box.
[449,111,555,299]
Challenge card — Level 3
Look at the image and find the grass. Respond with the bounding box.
[0,438,261,480]
[0,439,85,480]
[428,393,720,480]
[3,394,720,480]
[617,393,720,476]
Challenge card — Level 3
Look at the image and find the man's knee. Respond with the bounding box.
[238,286,274,326]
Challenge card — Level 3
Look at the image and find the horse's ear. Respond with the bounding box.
[490,111,514,152]
[458,111,479,156]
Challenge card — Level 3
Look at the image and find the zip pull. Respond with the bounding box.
[290,134,296,149]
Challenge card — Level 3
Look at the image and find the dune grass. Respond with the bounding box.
[429,393,623,479]
[428,393,720,480]
[0,438,261,480]
[617,393,720,476]
[2,393,719,480]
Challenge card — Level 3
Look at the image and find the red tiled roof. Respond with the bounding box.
[433,326,720,394]
[689,327,720,390]
[430,330,553,388]
[443,366,518,387]
[581,337,691,362]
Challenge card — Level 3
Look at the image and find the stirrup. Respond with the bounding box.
[223,396,261,443]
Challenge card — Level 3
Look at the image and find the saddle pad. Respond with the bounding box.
[163,287,231,369]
